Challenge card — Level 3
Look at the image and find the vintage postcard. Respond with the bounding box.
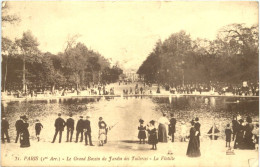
[1,1,259,167]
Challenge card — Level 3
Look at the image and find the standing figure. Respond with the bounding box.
[52,113,66,143]
[15,116,23,143]
[147,120,158,150]
[180,121,187,142]
[66,114,74,142]
[186,120,201,157]
[98,117,107,146]
[225,124,232,147]
[232,115,239,141]
[35,119,43,142]
[234,119,244,149]
[194,117,201,148]
[138,119,146,144]
[158,113,169,143]
[244,116,254,149]
[75,116,84,142]
[20,115,30,148]
[84,116,94,146]
[168,113,176,142]
[1,116,10,143]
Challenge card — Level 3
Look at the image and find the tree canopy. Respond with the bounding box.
[137,24,259,85]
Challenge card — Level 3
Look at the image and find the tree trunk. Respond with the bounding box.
[22,56,26,93]
[51,84,55,94]
[3,56,8,92]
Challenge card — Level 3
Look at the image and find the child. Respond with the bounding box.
[98,117,107,146]
[35,119,43,142]
[138,119,146,144]
[180,121,187,142]
[147,120,158,150]
[225,124,232,147]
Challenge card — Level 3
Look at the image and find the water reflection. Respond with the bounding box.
[1,96,258,142]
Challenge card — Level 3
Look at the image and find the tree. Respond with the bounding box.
[2,1,20,24]
[1,37,18,92]
[15,30,41,92]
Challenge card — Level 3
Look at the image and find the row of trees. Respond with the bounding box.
[137,24,259,86]
[2,31,123,92]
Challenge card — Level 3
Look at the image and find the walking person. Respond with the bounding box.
[194,117,201,147]
[158,113,169,143]
[52,113,66,143]
[138,119,146,144]
[225,124,232,147]
[168,113,176,142]
[75,116,84,143]
[98,117,107,146]
[15,116,23,143]
[66,113,74,142]
[147,120,158,150]
[1,116,10,143]
[20,115,30,148]
[186,120,201,157]
[84,116,94,146]
[35,119,43,142]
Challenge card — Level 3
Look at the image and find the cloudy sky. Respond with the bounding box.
[2,1,258,72]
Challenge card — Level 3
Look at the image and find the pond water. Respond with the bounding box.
[1,96,259,142]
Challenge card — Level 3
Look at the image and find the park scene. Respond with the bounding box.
[1,1,259,167]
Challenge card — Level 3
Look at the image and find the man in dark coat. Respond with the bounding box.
[15,116,23,143]
[168,113,177,142]
[232,116,239,141]
[75,116,84,143]
[66,113,74,142]
[194,117,201,148]
[1,116,10,143]
[52,113,66,143]
[84,116,94,146]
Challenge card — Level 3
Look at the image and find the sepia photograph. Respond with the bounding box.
[1,1,259,167]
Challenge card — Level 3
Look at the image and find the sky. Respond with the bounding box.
[2,1,258,72]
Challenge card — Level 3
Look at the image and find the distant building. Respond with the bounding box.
[124,70,139,82]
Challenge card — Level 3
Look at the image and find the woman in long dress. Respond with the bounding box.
[158,113,169,143]
[234,119,244,149]
[243,116,254,149]
[186,120,201,157]
[20,116,30,148]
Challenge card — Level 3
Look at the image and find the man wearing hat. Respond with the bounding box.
[15,116,23,143]
[75,116,84,143]
[52,113,66,143]
[66,113,74,142]
[168,113,177,142]
[1,116,10,143]
[194,117,201,147]
[84,116,94,146]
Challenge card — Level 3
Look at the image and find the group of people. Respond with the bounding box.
[51,113,95,146]
[1,113,114,147]
[123,84,153,95]
[231,115,259,150]
[165,82,259,96]
[137,113,201,157]
[1,115,31,147]
[2,111,258,158]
